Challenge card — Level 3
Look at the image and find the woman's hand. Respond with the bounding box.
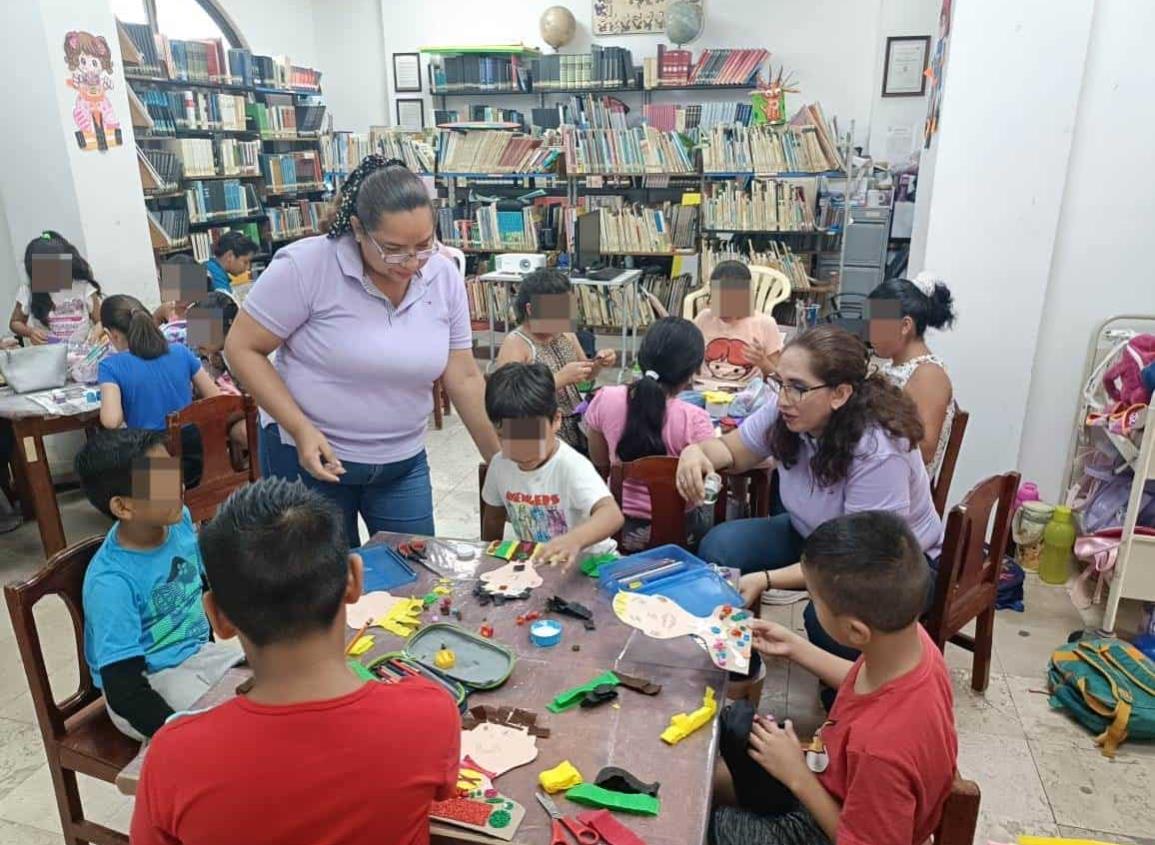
[749,619,803,660]
[592,349,616,370]
[28,328,52,346]
[676,443,714,504]
[293,423,346,483]
[739,572,767,609]
[557,360,595,387]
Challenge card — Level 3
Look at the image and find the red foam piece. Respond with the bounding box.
[576,809,648,845]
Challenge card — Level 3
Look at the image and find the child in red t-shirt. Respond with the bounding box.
[131,478,461,845]
[712,510,957,845]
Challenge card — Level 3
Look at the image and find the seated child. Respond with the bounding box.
[75,429,243,740]
[693,261,783,392]
[186,291,241,395]
[153,255,210,345]
[204,231,258,294]
[482,362,624,570]
[131,478,461,845]
[495,269,616,453]
[585,316,715,549]
[10,230,103,346]
[712,511,956,845]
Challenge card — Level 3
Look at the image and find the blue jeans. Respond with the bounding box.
[698,513,805,575]
[259,423,434,548]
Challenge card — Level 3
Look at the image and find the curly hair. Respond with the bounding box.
[63,31,113,73]
[322,154,428,238]
[768,325,924,488]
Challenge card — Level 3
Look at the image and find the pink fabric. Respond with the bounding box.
[585,385,714,519]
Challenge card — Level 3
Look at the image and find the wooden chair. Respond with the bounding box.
[166,394,259,524]
[931,405,969,517]
[608,457,688,550]
[934,775,981,845]
[923,471,1019,692]
[4,536,139,845]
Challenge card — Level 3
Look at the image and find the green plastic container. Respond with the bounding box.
[1039,505,1076,585]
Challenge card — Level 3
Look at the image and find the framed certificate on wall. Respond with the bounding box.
[882,36,931,97]
[392,53,422,93]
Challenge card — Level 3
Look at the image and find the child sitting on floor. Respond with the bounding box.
[75,429,243,740]
[585,316,715,549]
[712,510,956,845]
[131,478,461,845]
[482,362,623,571]
[694,261,783,392]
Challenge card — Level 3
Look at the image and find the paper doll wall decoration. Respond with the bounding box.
[612,592,752,672]
[63,31,122,151]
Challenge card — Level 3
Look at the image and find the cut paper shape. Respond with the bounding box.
[479,559,543,597]
[565,783,661,816]
[346,591,406,629]
[539,760,584,794]
[548,671,621,713]
[660,687,718,745]
[347,635,374,656]
[460,721,539,779]
[613,592,752,673]
[487,539,540,561]
[594,766,659,797]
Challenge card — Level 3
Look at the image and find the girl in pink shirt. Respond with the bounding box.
[585,317,715,549]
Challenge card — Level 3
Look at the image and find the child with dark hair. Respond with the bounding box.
[205,231,258,294]
[585,316,714,548]
[10,230,103,345]
[131,478,460,845]
[693,260,783,391]
[482,362,623,569]
[186,291,241,393]
[75,429,242,740]
[868,272,957,477]
[712,510,957,845]
[154,254,210,345]
[495,269,616,453]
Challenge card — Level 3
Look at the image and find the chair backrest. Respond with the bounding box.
[749,265,792,314]
[166,394,259,523]
[4,535,105,743]
[441,244,466,276]
[609,456,689,549]
[925,471,1019,637]
[934,775,981,845]
[932,405,969,517]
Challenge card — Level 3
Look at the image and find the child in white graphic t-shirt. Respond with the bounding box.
[482,362,623,572]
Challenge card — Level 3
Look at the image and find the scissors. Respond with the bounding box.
[535,792,599,845]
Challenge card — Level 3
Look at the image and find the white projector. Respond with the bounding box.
[495,253,547,274]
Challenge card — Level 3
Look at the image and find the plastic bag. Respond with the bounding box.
[726,376,770,418]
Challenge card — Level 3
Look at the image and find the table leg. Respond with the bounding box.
[11,419,66,556]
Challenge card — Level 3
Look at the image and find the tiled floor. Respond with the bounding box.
[1,414,1152,844]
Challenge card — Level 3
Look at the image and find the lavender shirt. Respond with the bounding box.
[244,235,471,464]
[738,392,944,557]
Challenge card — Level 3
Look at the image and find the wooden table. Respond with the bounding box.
[0,390,99,557]
[117,533,731,845]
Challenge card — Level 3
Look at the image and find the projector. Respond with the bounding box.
[495,253,547,274]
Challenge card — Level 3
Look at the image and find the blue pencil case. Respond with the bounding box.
[359,544,417,592]
[597,545,743,617]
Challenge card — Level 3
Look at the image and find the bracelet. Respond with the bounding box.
[764,570,772,590]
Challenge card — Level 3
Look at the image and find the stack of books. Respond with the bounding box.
[788,104,842,170]
[596,205,673,254]
[134,88,178,135]
[644,102,752,134]
[369,128,436,173]
[686,49,770,86]
[574,284,656,330]
[268,200,327,240]
[438,204,539,251]
[190,222,261,262]
[321,132,373,183]
[260,151,323,192]
[531,47,637,90]
[437,130,560,174]
[133,87,247,132]
[185,179,263,223]
[247,97,297,138]
[642,272,693,317]
[295,98,327,134]
[703,179,818,232]
[147,208,190,250]
[253,56,322,91]
[147,138,215,178]
[121,22,166,78]
[218,139,261,176]
[701,124,753,173]
[561,125,694,175]
[138,147,182,193]
[649,46,693,86]
[701,241,813,292]
[749,124,837,173]
[430,54,532,93]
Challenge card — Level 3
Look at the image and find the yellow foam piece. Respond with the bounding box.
[538,760,584,794]
[433,585,452,596]
[661,687,717,745]
[702,391,732,405]
[434,648,456,669]
[347,635,374,656]
[378,597,425,637]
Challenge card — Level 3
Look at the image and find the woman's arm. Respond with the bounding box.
[904,364,953,467]
[495,334,531,368]
[441,348,500,462]
[676,429,763,504]
[99,383,124,429]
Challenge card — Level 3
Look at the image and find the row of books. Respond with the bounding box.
[438,106,528,128]
[702,179,818,232]
[185,179,263,224]
[529,48,638,91]
[147,208,190,250]
[371,128,436,173]
[219,139,262,176]
[438,205,539,251]
[430,54,532,93]
[700,241,813,292]
[138,147,181,193]
[154,138,217,178]
[268,201,327,241]
[643,102,753,133]
[260,152,324,192]
[702,122,840,174]
[190,223,260,263]
[643,273,694,317]
[437,130,560,174]
[561,125,694,175]
[465,276,660,330]
[589,204,681,254]
[687,49,770,86]
[557,94,630,131]
[321,132,373,182]
[246,99,298,139]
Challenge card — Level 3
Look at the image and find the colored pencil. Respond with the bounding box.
[345,622,369,656]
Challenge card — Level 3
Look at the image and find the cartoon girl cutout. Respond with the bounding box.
[705,337,756,383]
[63,31,122,151]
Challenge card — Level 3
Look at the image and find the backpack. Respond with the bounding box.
[1048,637,1155,757]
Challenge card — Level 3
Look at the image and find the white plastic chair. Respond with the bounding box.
[682,265,792,319]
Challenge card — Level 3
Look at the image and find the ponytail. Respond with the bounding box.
[323,155,428,238]
[617,317,706,462]
[101,294,168,360]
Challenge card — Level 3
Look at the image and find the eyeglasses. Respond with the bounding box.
[767,373,831,403]
[361,229,440,266]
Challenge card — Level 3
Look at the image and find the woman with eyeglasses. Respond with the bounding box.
[676,324,943,659]
[226,155,499,547]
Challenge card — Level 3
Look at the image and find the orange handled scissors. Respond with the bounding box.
[535,792,599,845]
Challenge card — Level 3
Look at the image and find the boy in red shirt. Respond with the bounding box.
[131,478,461,845]
[712,510,957,845]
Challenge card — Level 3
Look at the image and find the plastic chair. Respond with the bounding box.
[934,775,981,845]
[931,405,969,517]
[166,394,260,524]
[4,536,139,845]
[433,245,467,429]
[923,471,1019,692]
[681,266,792,320]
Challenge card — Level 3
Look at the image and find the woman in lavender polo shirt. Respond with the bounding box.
[676,325,943,659]
[226,156,499,547]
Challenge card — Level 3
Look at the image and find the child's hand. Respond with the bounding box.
[533,535,583,569]
[749,620,803,660]
[739,572,767,608]
[748,716,806,784]
[28,328,52,346]
[748,338,774,374]
[593,349,617,370]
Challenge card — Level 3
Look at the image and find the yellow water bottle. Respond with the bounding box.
[1039,505,1076,585]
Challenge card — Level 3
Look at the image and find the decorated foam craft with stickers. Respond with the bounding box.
[612,592,752,672]
[479,560,543,598]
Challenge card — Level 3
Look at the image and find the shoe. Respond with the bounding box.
[761,588,807,606]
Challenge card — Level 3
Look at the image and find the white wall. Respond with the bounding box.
[311,0,389,132]
[216,0,319,65]
[866,0,939,163]
[1017,0,1155,500]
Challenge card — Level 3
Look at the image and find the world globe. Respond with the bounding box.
[665,1,703,46]
[540,6,577,51]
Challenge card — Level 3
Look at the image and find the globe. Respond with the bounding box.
[540,6,577,51]
[665,0,703,46]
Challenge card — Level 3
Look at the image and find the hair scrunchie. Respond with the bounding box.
[326,155,409,238]
[643,369,661,380]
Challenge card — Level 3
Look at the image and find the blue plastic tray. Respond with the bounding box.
[359,544,417,592]
[597,544,743,617]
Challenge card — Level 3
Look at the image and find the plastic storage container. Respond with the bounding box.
[1013,501,1055,572]
[1039,505,1077,585]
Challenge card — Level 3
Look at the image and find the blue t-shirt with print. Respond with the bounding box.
[82,508,210,688]
[98,343,201,430]
[205,257,232,293]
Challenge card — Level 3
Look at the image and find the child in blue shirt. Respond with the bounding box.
[75,429,242,739]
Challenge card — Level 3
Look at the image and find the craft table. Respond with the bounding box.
[117,532,731,845]
[0,388,99,557]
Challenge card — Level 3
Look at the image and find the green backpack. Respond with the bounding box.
[1048,637,1155,757]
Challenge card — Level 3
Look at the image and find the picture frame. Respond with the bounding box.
[392,52,422,93]
[395,98,426,131]
[882,35,931,97]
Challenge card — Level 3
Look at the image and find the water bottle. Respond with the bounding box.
[1013,482,1040,515]
[1039,505,1076,585]
[702,473,722,505]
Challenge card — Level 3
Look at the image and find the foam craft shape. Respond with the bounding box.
[346,591,405,629]
[381,597,426,637]
[347,635,374,656]
[479,560,543,597]
[548,671,620,713]
[565,783,661,816]
[539,760,584,794]
[430,794,525,841]
[576,810,648,845]
[613,591,752,673]
[460,722,539,779]
[661,687,718,745]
